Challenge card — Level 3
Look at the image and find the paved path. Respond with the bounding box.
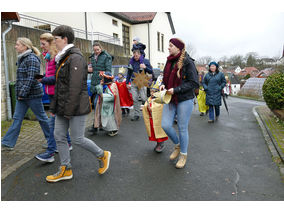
[1,97,284,200]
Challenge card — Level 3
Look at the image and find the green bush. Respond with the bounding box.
[262,72,284,110]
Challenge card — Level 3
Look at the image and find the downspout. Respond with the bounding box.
[2,21,13,120]
[85,12,88,40]
[147,21,151,62]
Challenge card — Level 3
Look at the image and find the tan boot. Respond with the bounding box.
[176,153,187,169]
[169,145,180,160]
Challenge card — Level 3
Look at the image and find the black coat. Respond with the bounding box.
[50,47,91,117]
[173,53,199,103]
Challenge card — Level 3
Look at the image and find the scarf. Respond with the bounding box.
[55,44,74,62]
[163,52,182,104]
[17,49,32,61]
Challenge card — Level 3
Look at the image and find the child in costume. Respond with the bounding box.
[197,71,209,116]
[142,81,168,153]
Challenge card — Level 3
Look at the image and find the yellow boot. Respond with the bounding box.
[169,144,180,160]
[176,153,187,169]
[97,151,111,175]
[46,165,73,182]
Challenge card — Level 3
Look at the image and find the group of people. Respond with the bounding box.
[2,24,227,182]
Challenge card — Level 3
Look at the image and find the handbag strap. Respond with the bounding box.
[56,55,70,80]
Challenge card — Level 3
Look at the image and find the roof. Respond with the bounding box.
[230,74,240,84]
[196,65,207,72]
[238,67,259,77]
[106,12,156,24]
[106,12,175,34]
[256,68,275,78]
[1,12,20,22]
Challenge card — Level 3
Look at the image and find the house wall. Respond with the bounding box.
[150,12,173,69]
[21,12,86,32]
[231,84,240,95]
[19,12,175,69]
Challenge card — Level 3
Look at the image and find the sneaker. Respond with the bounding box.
[200,112,205,116]
[46,165,73,183]
[35,152,55,163]
[208,120,214,123]
[97,151,111,175]
[108,131,118,137]
[215,116,219,121]
[154,142,165,153]
[1,144,14,151]
[55,144,73,153]
[131,116,139,121]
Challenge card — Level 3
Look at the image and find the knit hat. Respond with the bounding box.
[169,38,185,51]
[208,61,219,68]
[133,36,140,42]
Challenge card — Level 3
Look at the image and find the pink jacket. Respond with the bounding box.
[43,55,56,95]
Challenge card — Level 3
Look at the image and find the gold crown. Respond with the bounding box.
[118,67,126,74]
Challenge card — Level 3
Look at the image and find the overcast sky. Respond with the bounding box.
[171,11,284,60]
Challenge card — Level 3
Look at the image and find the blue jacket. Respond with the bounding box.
[126,58,153,84]
[202,71,226,106]
[15,51,43,99]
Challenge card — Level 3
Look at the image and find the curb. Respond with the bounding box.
[253,106,284,181]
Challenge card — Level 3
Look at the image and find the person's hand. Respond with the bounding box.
[126,84,131,90]
[159,85,165,91]
[140,64,146,69]
[167,88,174,95]
[18,97,23,100]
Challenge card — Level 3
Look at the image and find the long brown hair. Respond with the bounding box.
[40,33,58,59]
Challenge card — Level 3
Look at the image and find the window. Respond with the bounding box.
[122,24,130,56]
[112,19,118,26]
[34,24,51,31]
[157,32,160,51]
[161,34,164,52]
[113,33,118,39]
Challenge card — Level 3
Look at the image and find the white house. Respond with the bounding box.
[234,66,242,74]
[230,74,241,95]
[17,12,176,68]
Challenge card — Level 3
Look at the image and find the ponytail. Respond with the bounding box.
[177,48,186,79]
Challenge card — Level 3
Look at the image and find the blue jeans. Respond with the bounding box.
[161,99,194,154]
[47,114,71,154]
[208,105,220,121]
[2,98,50,148]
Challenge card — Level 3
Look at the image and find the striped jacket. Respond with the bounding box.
[15,51,43,99]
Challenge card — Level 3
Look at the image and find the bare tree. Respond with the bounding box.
[196,56,212,65]
[186,42,196,58]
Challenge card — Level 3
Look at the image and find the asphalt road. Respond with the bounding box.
[1,97,284,201]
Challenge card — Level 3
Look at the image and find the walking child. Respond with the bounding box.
[142,82,168,153]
